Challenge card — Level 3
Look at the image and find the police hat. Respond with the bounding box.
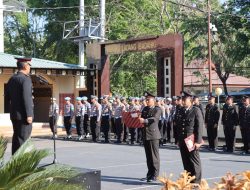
[76,97,82,101]
[82,96,88,101]
[65,97,71,101]
[91,95,98,100]
[51,97,56,101]
[181,91,193,99]
[140,96,145,101]
[103,95,109,99]
[134,97,140,101]
[226,95,233,100]
[242,95,249,100]
[120,97,126,101]
[15,57,32,66]
[208,95,216,99]
[100,96,104,100]
[144,91,155,98]
[166,97,172,101]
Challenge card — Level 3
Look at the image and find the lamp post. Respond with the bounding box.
[215,87,223,108]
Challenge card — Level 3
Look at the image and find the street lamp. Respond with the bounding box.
[215,87,223,108]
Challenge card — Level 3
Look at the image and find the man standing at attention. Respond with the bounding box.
[139,91,162,182]
[178,91,203,184]
[6,57,33,155]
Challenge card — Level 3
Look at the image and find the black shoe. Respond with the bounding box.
[104,140,110,143]
[147,177,156,182]
[114,140,122,144]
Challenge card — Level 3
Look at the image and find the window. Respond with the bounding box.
[166,87,169,94]
[166,78,169,85]
[166,69,169,75]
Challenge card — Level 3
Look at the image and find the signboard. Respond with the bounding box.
[105,39,157,55]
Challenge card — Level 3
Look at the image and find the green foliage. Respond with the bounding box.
[3,0,249,95]
[0,138,82,190]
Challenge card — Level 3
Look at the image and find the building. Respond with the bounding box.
[184,60,250,95]
[0,52,95,123]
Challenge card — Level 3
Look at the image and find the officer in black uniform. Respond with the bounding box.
[5,57,33,155]
[239,96,250,154]
[178,91,203,184]
[193,96,205,119]
[172,96,182,145]
[205,95,220,151]
[222,96,239,152]
[139,91,162,182]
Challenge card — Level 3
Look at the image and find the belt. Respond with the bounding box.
[90,115,97,117]
[102,114,109,116]
[115,116,122,119]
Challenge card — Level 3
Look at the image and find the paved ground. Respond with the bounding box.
[4,137,250,190]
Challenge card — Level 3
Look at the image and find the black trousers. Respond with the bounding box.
[207,124,218,149]
[223,125,236,151]
[166,121,171,142]
[241,126,250,152]
[101,116,110,142]
[49,116,58,135]
[83,114,89,135]
[129,128,137,143]
[173,124,178,144]
[158,120,163,144]
[64,116,72,136]
[123,124,129,142]
[90,116,100,141]
[179,140,202,184]
[75,116,83,136]
[143,139,160,179]
[11,119,32,155]
[110,117,116,135]
[115,118,123,141]
[137,128,143,143]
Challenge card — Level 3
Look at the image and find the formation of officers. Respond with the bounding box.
[49,93,250,155]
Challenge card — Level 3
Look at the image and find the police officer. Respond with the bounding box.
[121,97,129,143]
[156,97,165,146]
[75,97,85,140]
[165,97,172,143]
[128,97,140,144]
[172,96,182,145]
[113,96,125,143]
[82,96,91,138]
[139,91,162,182]
[49,97,59,139]
[205,95,220,151]
[90,95,102,142]
[6,57,33,155]
[239,96,250,154]
[222,96,239,152]
[63,97,74,139]
[101,95,112,143]
[193,96,205,119]
[178,91,203,184]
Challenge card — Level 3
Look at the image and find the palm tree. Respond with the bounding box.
[0,137,83,190]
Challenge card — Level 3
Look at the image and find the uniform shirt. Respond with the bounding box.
[102,103,112,117]
[205,103,220,125]
[75,103,85,117]
[159,105,166,121]
[178,106,203,143]
[128,104,141,112]
[49,103,59,117]
[83,102,91,116]
[5,72,34,120]
[64,103,74,118]
[141,106,162,140]
[165,104,172,122]
[90,102,102,122]
[239,104,250,127]
[113,103,125,118]
[222,104,239,126]
[173,104,183,125]
[193,103,205,119]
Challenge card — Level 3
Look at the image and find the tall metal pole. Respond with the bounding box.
[208,0,212,95]
[100,0,105,42]
[0,0,4,52]
[79,0,85,88]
